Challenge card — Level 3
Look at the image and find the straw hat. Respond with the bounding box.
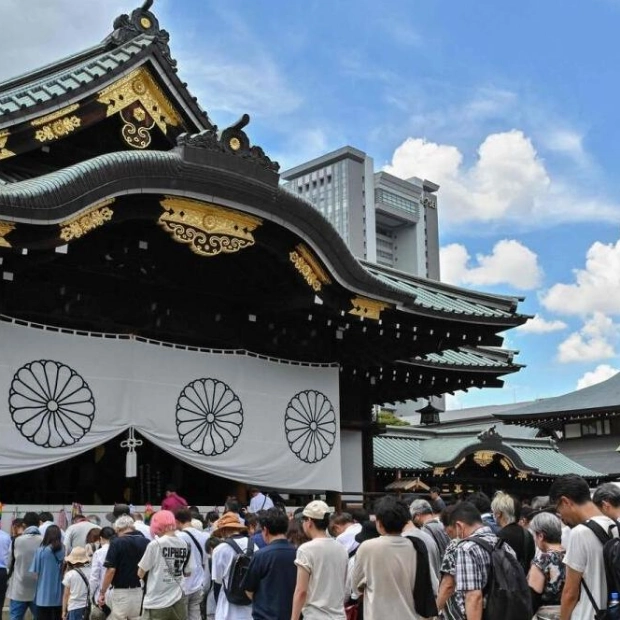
[65,546,90,565]
[211,513,247,538]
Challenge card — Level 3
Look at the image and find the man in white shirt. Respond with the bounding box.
[64,514,99,554]
[211,513,257,620]
[550,474,620,620]
[176,509,209,620]
[247,489,274,514]
[329,513,362,555]
[291,500,348,620]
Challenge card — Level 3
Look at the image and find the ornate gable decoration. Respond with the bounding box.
[107,0,176,67]
[97,67,182,149]
[177,114,280,173]
[159,197,263,257]
[289,244,331,292]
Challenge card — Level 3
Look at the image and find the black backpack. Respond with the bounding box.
[222,538,254,606]
[582,519,620,620]
[467,536,532,620]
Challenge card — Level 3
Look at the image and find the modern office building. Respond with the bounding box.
[281,146,440,280]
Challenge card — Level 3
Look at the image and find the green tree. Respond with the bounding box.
[378,410,411,426]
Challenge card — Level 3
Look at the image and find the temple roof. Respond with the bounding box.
[0,1,528,405]
[495,371,620,425]
[374,424,604,479]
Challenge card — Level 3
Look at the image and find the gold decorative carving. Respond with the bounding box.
[31,104,80,127]
[0,130,15,160]
[229,137,241,151]
[140,16,152,28]
[34,117,81,143]
[0,221,15,247]
[97,67,182,135]
[289,244,331,292]
[121,107,154,149]
[159,197,262,257]
[31,104,82,143]
[349,296,391,320]
[59,199,115,242]
[516,472,529,480]
[473,450,495,468]
[433,467,447,476]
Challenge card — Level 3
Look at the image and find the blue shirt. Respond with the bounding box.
[30,545,65,607]
[0,530,10,569]
[241,539,297,620]
[252,532,267,550]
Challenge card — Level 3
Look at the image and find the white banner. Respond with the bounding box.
[0,321,342,491]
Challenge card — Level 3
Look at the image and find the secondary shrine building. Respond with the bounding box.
[0,2,527,505]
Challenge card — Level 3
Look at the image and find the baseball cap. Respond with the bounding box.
[302,500,330,520]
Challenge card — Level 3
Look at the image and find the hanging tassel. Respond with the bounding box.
[121,428,143,479]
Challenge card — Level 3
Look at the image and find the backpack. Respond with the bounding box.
[582,519,620,620]
[222,538,254,606]
[467,536,532,620]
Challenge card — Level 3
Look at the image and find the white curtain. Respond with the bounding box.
[0,320,342,491]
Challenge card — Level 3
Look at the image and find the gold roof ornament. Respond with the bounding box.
[0,130,15,160]
[158,197,262,257]
[473,450,495,467]
[59,199,115,242]
[349,296,391,320]
[97,67,182,140]
[0,221,16,247]
[289,244,331,292]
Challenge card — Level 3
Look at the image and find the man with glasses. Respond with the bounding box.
[549,474,619,620]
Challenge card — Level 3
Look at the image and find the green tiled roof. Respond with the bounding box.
[512,445,602,477]
[374,436,426,470]
[373,431,604,478]
[0,35,153,117]
[418,348,511,368]
[420,437,477,464]
[365,265,515,320]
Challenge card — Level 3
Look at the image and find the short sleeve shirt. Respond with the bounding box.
[138,535,190,609]
[440,539,465,620]
[104,530,150,588]
[532,549,565,605]
[62,567,91,611]
[241,539,297,620]
[455,527,514,593]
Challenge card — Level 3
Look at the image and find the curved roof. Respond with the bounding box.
[374,424,604,479]
[495,371,620,422]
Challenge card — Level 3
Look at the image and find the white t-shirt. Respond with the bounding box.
[564,515,618,620]
[63,567,91,611]
[248,493,274,513]
[212,537,256,620]
[335,523,362,555]
[178,527,209,594]
[138,535,190,609]
[295,537,348,620]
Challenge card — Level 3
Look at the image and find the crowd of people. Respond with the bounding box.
[0,476,619,620]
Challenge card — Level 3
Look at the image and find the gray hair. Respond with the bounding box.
[113,515,135,532]
[491,491,517,524]
[530,511,562,544]
[531,496,551,511]
[409,499,433,517]
[593,483,620,508]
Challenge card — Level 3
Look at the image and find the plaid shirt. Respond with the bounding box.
[455,526,515,593]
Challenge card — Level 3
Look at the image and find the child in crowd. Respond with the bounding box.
[61,547,91,620]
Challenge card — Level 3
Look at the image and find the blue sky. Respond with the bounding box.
[3,0,620,409]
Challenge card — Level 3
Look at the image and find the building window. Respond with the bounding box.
[564,419,612,439]
[375,189,419,216]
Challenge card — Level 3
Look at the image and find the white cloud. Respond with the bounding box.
[557,313,617,363]
[0,1,128,82]
[384,131,620,226]
[517,315,568,334]
[440,239,543,290]
[576,364,619,390]
[542,238,620,316]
